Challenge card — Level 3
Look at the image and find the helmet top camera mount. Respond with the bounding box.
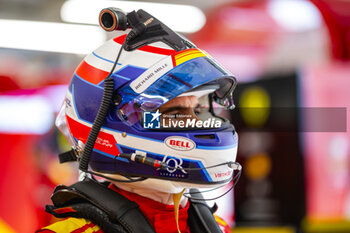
[99,8,193,51]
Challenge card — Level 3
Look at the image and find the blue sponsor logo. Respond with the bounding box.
[143,110,161,129]
[65,98,71,108]
[156,155,188,179]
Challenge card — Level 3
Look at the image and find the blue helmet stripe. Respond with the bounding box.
[92,51,122,65]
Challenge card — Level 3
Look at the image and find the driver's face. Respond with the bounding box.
[158,96,200,120]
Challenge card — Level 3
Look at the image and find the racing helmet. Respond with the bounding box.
[56,8,240,193]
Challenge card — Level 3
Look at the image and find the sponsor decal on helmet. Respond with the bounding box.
[96,137,113,148]
[214,170,232,178]
[130,56,173,93]
[156,155,188,179]
[65,97,72,108]
[165,136,196,151]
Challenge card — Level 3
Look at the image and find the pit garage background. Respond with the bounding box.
[0,0,350,232]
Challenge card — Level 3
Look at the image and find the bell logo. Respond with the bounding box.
[165,136,196,151]
[169,140,191,148]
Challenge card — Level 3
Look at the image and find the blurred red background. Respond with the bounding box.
[0,0,349,232]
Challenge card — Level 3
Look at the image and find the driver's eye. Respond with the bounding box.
[194,106,202,116]
[166,110,179,116]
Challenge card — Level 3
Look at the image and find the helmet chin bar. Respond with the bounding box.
[110,149,242,200]
[118,151,241,174]
[96,150,242,201]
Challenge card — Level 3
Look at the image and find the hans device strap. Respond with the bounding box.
[46,178,223,233]
[47,178,155,233]
[187,189,222,233]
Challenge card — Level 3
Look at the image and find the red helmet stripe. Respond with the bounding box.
[66,115,120,156]
[75,60,109,85]
[114,34,176,56]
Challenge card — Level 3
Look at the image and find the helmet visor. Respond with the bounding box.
[116,55,236,125]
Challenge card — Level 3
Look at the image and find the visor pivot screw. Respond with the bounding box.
[117,109,128,121]
[133,102,141,109]
[113,94,122,106]
[122,132,127,137]
[118,109,125,118]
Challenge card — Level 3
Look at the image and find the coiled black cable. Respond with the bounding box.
[79,42,126,172]
[79,16,154,177]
